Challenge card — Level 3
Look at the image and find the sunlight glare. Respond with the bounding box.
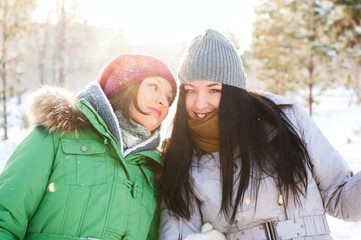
[34,0,260,48]
[33,0,57,23]
[78,0,259,47]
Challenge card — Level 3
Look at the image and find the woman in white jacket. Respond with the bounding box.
[160,29,361,240]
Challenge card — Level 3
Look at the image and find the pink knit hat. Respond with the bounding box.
[98,53,177,98]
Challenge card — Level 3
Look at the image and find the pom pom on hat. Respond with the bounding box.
[98,53,177,98]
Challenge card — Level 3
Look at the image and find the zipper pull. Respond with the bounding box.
[278,189,289,219]
[278,192,284,206]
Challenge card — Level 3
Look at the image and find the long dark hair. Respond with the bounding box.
[162,84,312,223]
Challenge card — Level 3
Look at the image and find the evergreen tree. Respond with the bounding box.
[329,0,361,103]
[251,0,337,115]
[331,0,361,49]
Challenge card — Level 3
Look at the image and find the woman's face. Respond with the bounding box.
[184,80,222,121]
[129,77,173,131]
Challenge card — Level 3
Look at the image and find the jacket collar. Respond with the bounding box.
[26,83,161,158]
[77,82,161,157]
[258,91,298,105]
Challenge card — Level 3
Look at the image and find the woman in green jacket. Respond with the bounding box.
[0,53,177,240]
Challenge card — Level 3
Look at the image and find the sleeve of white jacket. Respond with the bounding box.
[294,103,361,221]
[160,199,203,240]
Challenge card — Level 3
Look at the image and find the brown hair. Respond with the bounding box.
[108,81,148,125]
[108,80,162,177]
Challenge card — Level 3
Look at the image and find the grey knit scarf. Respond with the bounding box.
[115,111,151,152]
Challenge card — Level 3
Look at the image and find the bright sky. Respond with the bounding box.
[35,0,260,50]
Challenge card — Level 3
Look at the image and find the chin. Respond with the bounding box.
[144,122,160,132]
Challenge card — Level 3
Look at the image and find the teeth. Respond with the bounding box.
[197,113,205,119]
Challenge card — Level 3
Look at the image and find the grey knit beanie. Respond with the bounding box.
[178,29,246,89]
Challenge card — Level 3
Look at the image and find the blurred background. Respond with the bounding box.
[1,0,361,238]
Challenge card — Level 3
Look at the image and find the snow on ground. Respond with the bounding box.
[1,89,361,239]
[0,95,31,170]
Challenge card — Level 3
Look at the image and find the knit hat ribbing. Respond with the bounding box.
[178,29,246,89]
[98,53,177,98]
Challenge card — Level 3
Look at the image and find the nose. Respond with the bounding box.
[156,94,169,107]
[195,92,208,110]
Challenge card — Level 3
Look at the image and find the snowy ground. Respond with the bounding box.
[1,89,361,239]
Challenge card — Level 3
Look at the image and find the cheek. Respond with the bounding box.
[212,95,222,109]
[136,88,151,109]
[136,97,149,113]
[185,95,194,113]
[128,102,139,120]
[161,107,169,119]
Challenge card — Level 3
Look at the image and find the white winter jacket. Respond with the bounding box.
[160,92,361,240]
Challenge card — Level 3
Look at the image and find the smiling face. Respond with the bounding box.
[129,77,174,131]
[184,80,222,121]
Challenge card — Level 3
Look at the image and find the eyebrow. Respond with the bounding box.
[184,83,222,87]
[206,83,222,87]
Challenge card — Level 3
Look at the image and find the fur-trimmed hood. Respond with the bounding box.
[26,86,88,133]
[26,82,161,157]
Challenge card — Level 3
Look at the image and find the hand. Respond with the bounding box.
[184,223,226,240]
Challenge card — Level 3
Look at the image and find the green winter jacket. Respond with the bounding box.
[0,84,163,240]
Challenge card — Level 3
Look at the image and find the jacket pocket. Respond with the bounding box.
[62,138,107,186]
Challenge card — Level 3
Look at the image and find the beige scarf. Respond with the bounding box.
[188,111,219,152]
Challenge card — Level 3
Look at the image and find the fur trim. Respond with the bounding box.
[26,86,89,133]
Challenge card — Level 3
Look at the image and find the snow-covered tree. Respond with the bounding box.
[329,0,361,103]
[251,0,338,115]
[0,0,36,139]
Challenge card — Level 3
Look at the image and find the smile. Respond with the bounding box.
[194,112,210,120]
